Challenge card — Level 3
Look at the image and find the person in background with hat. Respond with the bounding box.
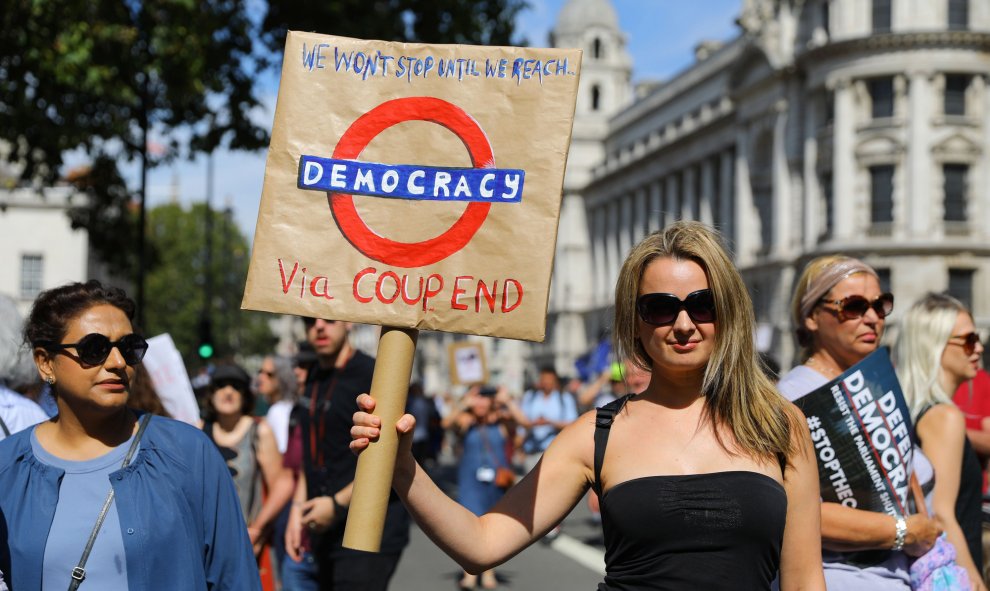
[202,362,288,558]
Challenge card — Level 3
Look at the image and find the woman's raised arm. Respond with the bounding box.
[351,394,595,573]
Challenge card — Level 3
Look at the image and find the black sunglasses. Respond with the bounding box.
[302,317,339,328]
[948,332,981,355]
[636,289,717,326]
[41,333,148,366]
[819,293,894,321]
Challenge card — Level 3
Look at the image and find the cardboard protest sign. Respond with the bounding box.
[792,348,915,517]
[242,32,582,343]
[449,342,488,385]
[142,334,200,425]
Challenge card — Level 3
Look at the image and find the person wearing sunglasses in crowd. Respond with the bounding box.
[777,256,941,590]
[895,293,987,590]
[0,280,259,590]
[351,222,825,590]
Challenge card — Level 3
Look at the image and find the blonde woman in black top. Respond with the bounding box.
[352,222,825,590]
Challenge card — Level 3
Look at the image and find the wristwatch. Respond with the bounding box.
[892,516,908,551]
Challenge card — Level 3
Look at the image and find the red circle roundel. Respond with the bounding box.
[329,97,494,268]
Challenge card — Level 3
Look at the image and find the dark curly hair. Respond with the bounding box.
[24,280,138,348]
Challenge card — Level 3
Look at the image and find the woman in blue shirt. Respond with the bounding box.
[0,280,259,590]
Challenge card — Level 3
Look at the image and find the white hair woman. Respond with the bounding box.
[257,355,298,454]
[896,293,986,590]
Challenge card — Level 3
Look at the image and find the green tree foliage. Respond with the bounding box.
[261,0,529,58]
[1,0,268,279]
[145,202,273,368]
[0,0,267,177]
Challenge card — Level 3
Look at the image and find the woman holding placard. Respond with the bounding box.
[351,222,825,590]
[896,293,986,590]
[777,256,941,590]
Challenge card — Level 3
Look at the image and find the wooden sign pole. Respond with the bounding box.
[343,326,419,552]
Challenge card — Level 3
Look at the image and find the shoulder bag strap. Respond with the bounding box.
[592,394,632,497]
[0,414,9,438]
[68,413,152,591]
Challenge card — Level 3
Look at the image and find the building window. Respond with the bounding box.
[944,74,969,116]
[948,0,969,30]
[872,0,891,33]
[948,268,974,310]
[821,0,830,35]
[592,38,603,59]
[870,165,894,224]
[943,164,968,221]
[875,267,892,293]
[823,90,834,126]
[591,84,601,111]
[20,254,43,300]
[869,77,894,119]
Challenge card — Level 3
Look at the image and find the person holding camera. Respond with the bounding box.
[444,385,514,589]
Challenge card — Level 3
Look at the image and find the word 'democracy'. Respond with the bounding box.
[298,157,524,203]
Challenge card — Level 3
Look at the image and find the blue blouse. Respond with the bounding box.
[0,415,260,590]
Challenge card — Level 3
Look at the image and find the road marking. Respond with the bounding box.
[549,534,606,575]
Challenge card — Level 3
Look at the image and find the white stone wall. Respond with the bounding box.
[0,188,90,316]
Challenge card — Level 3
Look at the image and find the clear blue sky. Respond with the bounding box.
[126,0,742,239]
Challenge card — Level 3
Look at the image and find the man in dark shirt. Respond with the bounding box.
[286,318,409,590]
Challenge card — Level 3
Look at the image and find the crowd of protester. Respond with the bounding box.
[2,221,990,590]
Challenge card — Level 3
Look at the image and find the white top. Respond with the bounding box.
[265,399,294,454]
[0,385,48,442]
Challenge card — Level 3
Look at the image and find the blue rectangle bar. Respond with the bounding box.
[297,156,524,203]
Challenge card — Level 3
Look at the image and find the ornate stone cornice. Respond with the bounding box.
[798,31,990,66]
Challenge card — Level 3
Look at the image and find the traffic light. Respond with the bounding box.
[197,317,215,360]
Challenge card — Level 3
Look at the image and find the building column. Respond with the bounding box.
[592,205,607,307]
[908,70,934,239]
[803,90,820,249]
[719,150,734,246]
[980,74,990,240]
[832,78,856,240]
[649,180,663,233]
[771,100,791,257]
[619,193,633,258]
[700,158,715,226]
[735,127,757,266]
[665,174,679,226]
[683,165,697,220]
[607,199,620,293]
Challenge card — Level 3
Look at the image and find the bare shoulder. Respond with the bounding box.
[256,417,276,438]
[545,409,599,469]
[918,403,965,434]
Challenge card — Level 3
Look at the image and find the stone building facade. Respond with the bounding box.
[549,0,990,372]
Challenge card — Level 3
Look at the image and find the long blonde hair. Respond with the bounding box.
[895,293,968,421]
[613,221,793,463]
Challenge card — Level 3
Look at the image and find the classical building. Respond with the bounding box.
[542,0,990,372]
[375,0,990,394]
